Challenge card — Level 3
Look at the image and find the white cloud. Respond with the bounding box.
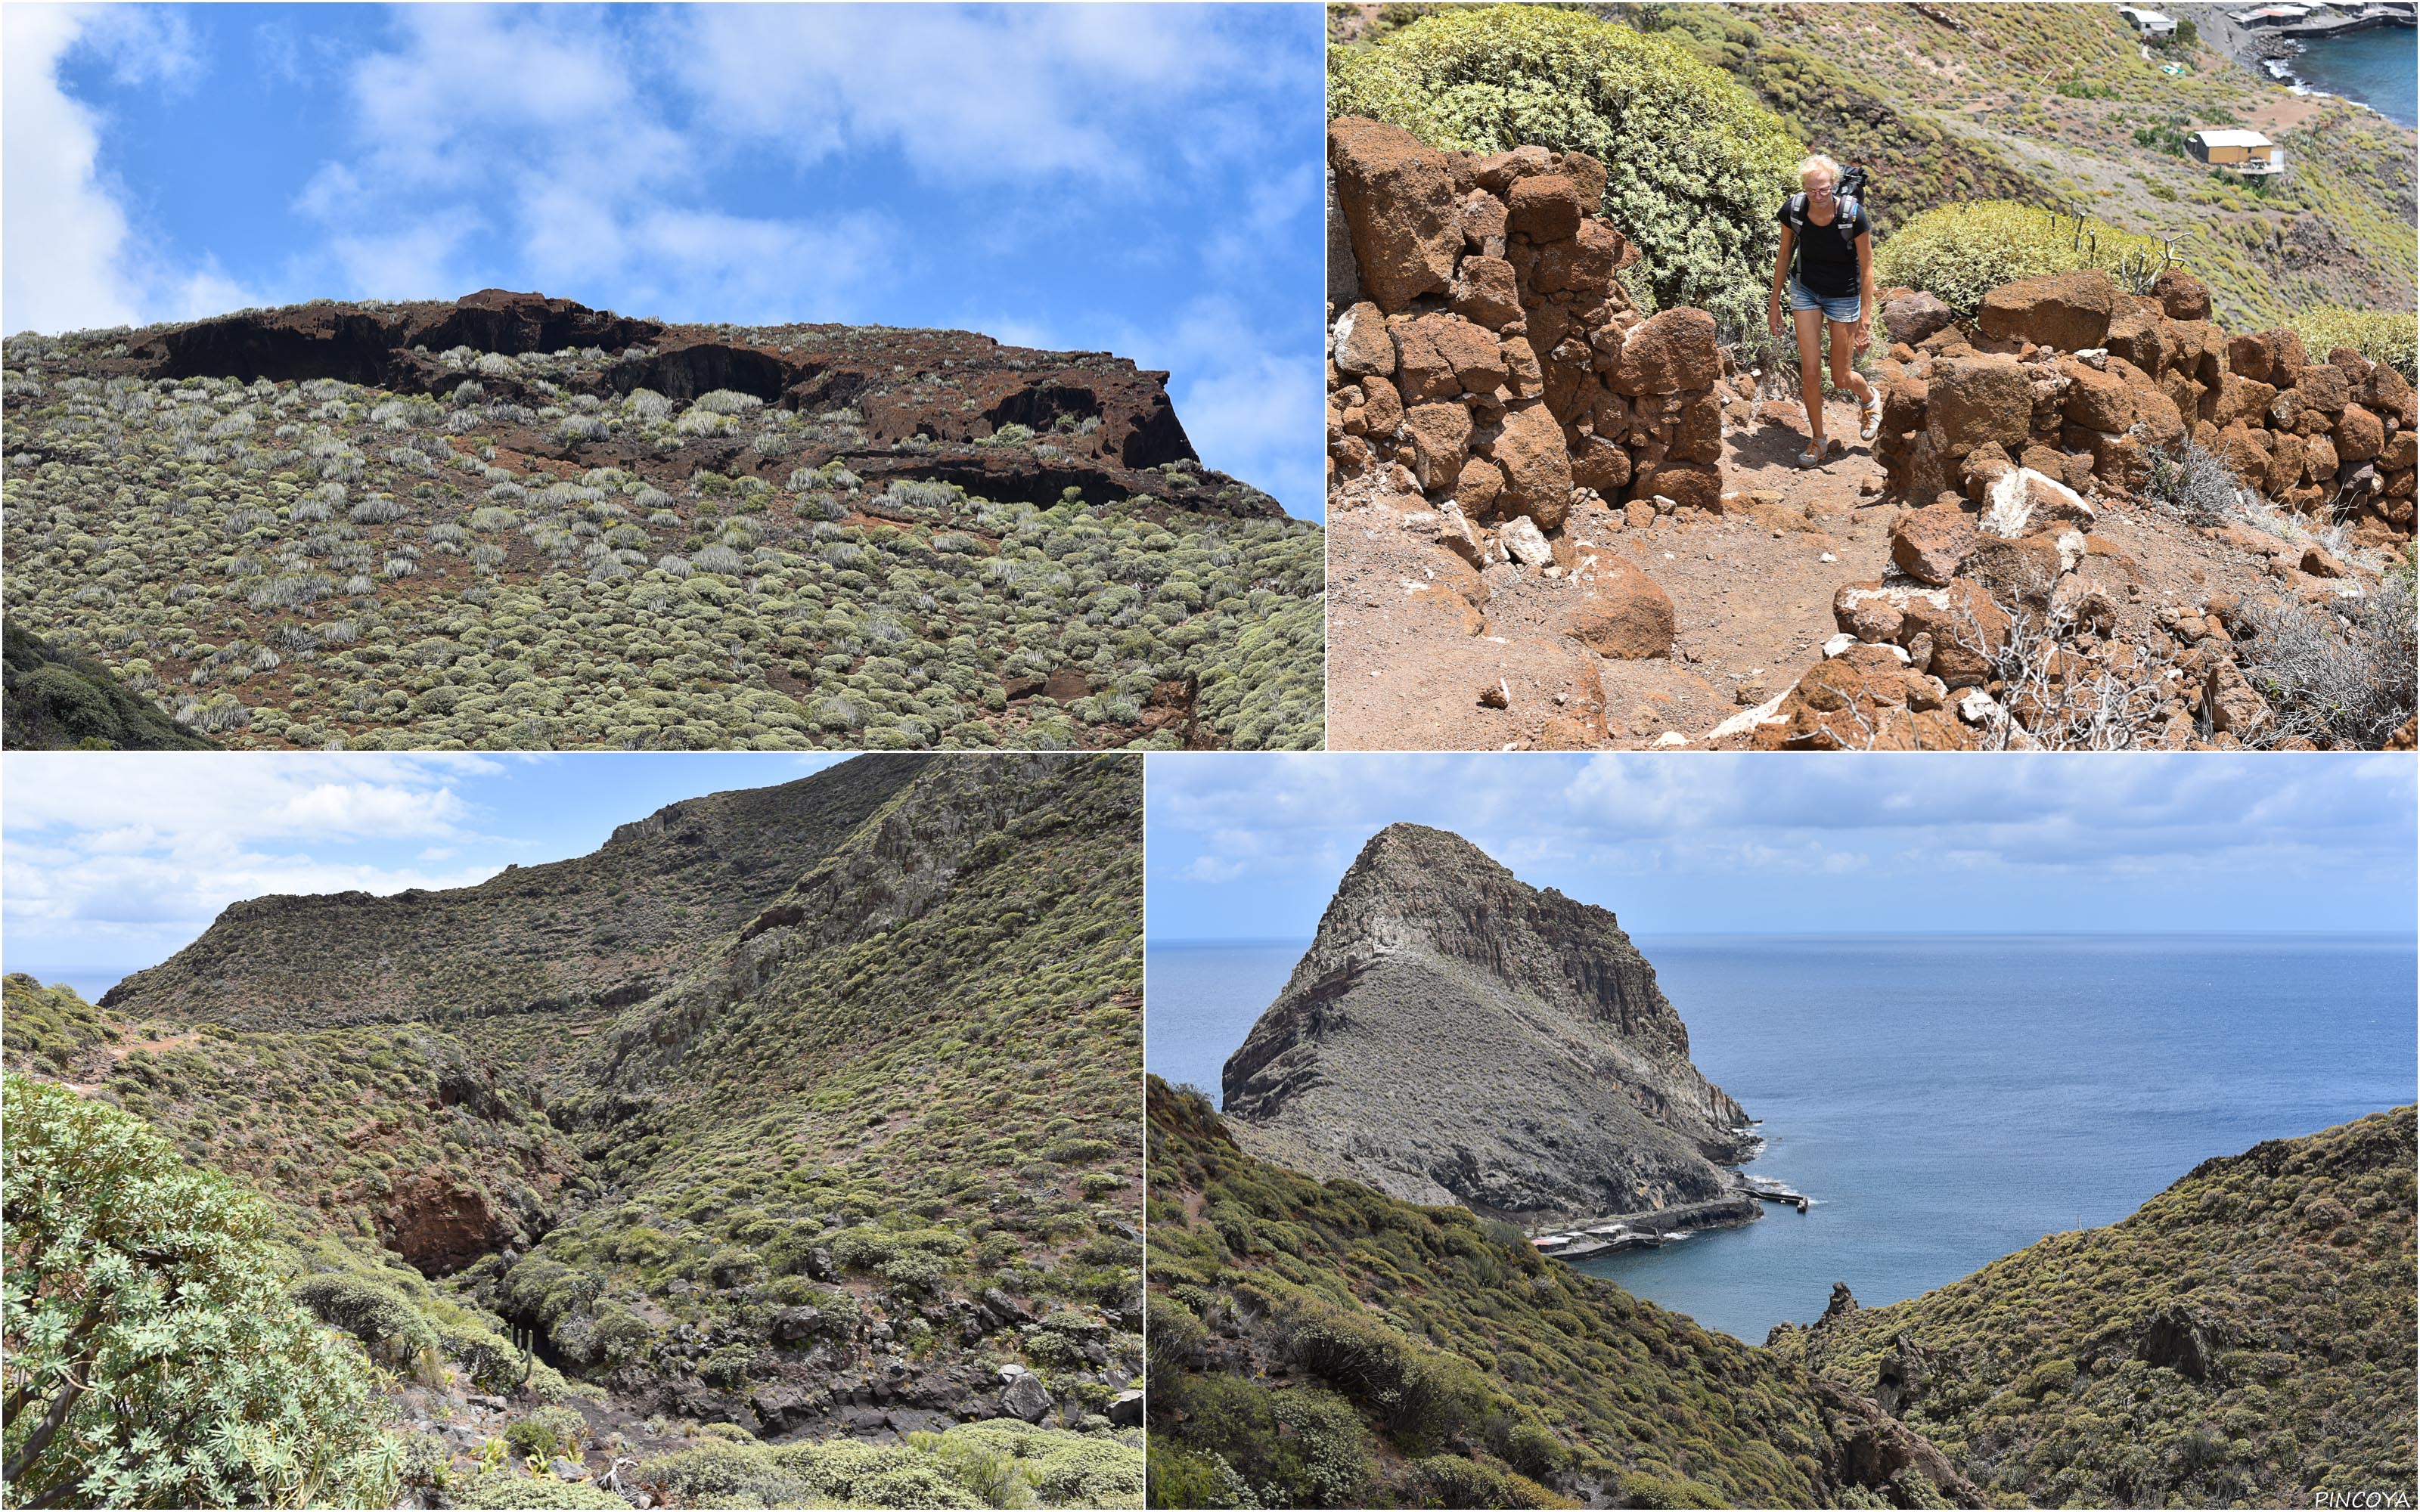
[669,5,1238,184]
[3,5,259,336]
[1150,753,2420,888]
[285,6,900,321]
[2,753,498,849]
[2,754,527,988]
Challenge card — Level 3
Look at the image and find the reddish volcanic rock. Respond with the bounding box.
[107,289,1280,519]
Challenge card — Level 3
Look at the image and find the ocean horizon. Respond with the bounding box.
[1146,930,2418,1343]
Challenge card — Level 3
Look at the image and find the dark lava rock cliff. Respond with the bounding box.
[101,289,1274,518]
[1221,823,1753,1222]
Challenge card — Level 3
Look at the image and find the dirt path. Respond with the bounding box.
[61,1030,198,1094]
[1328,384,2383,751]
[1329,394,1894,749]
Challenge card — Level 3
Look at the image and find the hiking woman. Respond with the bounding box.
[1768,154,1882,467]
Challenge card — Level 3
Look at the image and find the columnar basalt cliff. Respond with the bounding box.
[1221,823,1753,1224]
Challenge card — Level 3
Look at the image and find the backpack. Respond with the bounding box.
[1785,165,1870,256]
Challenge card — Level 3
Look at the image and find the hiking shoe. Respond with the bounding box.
[1798,444,1826,468]
[1860,392,1884,442]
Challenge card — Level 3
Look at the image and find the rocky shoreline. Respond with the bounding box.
[2187,2,2417,101]
[1531,1171,1811,1260]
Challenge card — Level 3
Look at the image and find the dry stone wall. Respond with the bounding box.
[1326,118,1727,562]
[1872,268,2416,547]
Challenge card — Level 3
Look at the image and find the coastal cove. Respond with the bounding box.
[1147,932,2418,1344]
[2283,26,2420,126]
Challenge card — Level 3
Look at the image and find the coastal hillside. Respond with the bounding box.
[1220,824,1756,1225]
[2,755,1146,1509]
[0,290,1323,752]
[1146,1077,1980,1510]
[1783,1106,2418,1508]
[1333,2,2415,331]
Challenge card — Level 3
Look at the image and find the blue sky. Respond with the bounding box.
[2,752,844,999]
[2,4,1326,516]
[1146,754,2420,940]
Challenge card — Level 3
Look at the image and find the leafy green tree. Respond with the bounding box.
[2,1074,399,1507]
[1329,6,1803,332]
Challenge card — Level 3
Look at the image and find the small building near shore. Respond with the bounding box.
[2119,6,2180,35]
[2229,2,2315,23]
[2189,128,2288,173]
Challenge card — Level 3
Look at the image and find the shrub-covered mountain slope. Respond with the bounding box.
[101,752,931,1032]
[1221,824,1754,1226]
[2,618,217,748]
[3,754,1146,1509]
[1332,3,2415,333]
[1,290,1323,751]
[1785,1105,2418,1510]
[1146,1079,1980,1510]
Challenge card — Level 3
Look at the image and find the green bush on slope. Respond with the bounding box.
[1874,200,2171,315]
[1143,1078,1854,1510]
[1329,5,1802,333]
[1,1073,401,1508]
[1795,1105,2418,1508]
[2291,306,2419,384]
[0,349,1324,753]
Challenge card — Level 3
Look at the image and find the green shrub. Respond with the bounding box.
[1,1074,401,1507]
[444,1470,628,1509]
[502,1405,588,1463]
[1329,5,1801,330]
[2290,306,2418,383]
[633,1442,808,1507]
[1875,200,2169,315]
[290,1271,441,1362]
[771,1437,982,1508]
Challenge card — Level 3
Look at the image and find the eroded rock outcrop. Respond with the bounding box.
[89,289,1279,518]
[1222,823,1754,1223]
[1735,265,2412,751]
[103,754,933,1030]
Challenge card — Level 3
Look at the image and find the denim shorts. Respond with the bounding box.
[1787,279,1863,324]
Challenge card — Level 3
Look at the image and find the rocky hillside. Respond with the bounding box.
[2,754,1146,1508]
[1782,1106,2418,1508]
[1221,823,1754,1225]
[1,290,1323,751]
[101,753,931,1032]
[1147,1078,1981,1510]
[1339,2,2416,329]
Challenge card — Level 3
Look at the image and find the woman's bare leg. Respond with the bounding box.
[1828,321,1875,411]
[1794,305,1828,447]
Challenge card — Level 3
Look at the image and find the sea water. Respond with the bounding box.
[2288,29,2418,129]
[1145,933,2418,1344]
[1146,940,1307,1098]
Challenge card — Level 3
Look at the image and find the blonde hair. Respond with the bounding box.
[1797,154,1841,190]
